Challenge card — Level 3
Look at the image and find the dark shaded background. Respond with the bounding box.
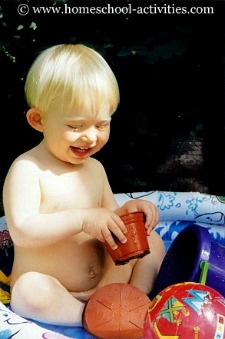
[1,0,225,216]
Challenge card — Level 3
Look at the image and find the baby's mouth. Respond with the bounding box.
[70,146,93,157]
[73,147,90,153]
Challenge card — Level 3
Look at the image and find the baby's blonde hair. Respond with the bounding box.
[25,44,120,115]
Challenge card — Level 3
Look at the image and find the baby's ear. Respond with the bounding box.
[26,108,44,132]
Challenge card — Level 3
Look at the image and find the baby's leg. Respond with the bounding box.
[10,272,85,326]
[130,230,165,294]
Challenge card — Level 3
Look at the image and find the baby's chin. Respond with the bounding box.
[68,158,87,165]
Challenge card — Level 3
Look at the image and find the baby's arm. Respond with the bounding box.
[3,157,127,249]
[99,168,159,237]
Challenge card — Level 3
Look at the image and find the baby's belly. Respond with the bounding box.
[11,235,107,292]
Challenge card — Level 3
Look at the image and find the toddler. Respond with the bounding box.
[3,44,165,326]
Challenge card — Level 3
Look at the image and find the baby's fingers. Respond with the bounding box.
[103,231,118,250]
[103,225,127,250]
[145,208,159,234]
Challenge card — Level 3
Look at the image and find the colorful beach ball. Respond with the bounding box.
[144,282,225,338]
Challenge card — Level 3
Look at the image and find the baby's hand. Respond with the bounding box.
[82,208,127,250]
[116,199,159,236]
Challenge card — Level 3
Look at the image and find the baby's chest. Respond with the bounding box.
[39,171,103,211]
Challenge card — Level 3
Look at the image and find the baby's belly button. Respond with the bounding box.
[87,265,103,282]
[70,262,102,287]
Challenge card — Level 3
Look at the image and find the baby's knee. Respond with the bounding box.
[148,231,165,258]
[11,272,57,314]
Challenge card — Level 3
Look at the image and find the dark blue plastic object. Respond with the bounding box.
[150,224,225,299]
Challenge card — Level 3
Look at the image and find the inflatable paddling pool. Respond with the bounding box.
[1,190,225,338]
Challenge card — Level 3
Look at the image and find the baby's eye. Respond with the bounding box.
[96,124,109,131]
[68,125,82,131]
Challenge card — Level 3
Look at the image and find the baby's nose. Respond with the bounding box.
[81,127,97,142]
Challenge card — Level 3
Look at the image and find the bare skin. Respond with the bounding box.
[3,98,165,327]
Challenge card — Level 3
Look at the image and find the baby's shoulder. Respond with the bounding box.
[87,157,106,173]
[8,148,41,174]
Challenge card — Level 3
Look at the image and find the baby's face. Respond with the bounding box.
[42,103,112,165]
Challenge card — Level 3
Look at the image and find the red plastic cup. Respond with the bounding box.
[105,212,150,265]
